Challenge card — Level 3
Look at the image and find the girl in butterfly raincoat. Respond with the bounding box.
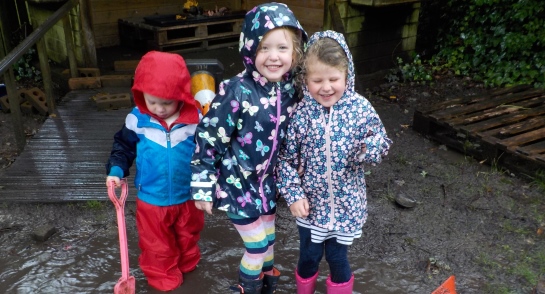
[189,2,307,294]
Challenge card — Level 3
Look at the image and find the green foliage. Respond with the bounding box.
[13,48,42,83]
[431,0,545,88]
[387,55,433,84]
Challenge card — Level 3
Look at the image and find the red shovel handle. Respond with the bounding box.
[107,180,135,294]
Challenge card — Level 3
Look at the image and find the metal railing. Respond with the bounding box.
[0,0,79,151]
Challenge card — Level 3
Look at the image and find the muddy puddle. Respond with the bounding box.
[0,208,431,293]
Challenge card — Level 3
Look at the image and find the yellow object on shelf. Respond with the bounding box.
[183,0,199,9]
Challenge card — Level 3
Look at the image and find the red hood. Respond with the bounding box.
[131,51,199,124]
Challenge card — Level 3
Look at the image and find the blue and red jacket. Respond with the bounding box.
[106,51,200,206]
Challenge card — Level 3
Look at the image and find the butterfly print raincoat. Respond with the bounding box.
[190,3,308,217]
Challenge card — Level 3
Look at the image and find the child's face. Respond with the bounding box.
[305,58,347,109]
[255,28,294,83]
[143,93,180,120]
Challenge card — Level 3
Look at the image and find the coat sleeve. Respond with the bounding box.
[190,80,241,202]
[105,122,138,177]
[275,107,307,206]
[358,98,393,165]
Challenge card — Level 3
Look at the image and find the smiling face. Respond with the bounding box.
[143,92,180,121]
[254,28,295,83]
[305,56,347,109]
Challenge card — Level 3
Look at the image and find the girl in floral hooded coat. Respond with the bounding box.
[276,31,392,293]
[189,2,307,293]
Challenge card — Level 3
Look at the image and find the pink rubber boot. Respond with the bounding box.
[325,274,354,294]
[295,269,318,294]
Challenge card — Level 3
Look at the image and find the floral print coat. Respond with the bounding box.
[276,31,393,233]
[190,3,308,218]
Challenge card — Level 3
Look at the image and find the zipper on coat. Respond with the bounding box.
[166,131,173,205]
[259,84,282,213]
[323,109,335,230]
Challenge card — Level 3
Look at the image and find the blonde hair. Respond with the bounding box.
[303,37,348,75]
[257,26,304,70]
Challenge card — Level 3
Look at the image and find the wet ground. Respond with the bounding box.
[0,201,431,293]
[1,45,544,293]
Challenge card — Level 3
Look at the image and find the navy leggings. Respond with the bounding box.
[296,225,352,283]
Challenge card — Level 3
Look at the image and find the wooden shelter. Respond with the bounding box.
[21,0,420,86]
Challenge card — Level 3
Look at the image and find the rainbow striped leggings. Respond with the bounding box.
[227,208,276,280]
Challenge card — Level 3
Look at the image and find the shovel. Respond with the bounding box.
[108,179,136,294]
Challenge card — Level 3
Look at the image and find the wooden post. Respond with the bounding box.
[63,14,78,78]
[79,0,97,67]
[0,29,26,151]
[34,20,56,115]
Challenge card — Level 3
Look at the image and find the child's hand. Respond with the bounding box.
[290,198,309,218]
[106,176,121,187]
[297,165,304,177]
[357,143,368,161]
[195,200,213,215]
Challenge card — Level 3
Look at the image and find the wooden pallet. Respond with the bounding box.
[413,85,545,175]
[118,16,243,53]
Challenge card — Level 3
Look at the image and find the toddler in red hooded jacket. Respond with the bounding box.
[105,51,204,291]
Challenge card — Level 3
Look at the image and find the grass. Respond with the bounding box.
[475,216,545,292]
[83,200,103,209]
[393,154,410,166]
[481,284,511,294]
[501,219,532,235]
[532,170,545,192]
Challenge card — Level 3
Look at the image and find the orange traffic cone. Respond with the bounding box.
[431,275,456,294]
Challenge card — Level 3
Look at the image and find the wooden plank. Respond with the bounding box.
[416,84,533,116]
[517,140,545,157]
[92,5,182,25]
[462,103,545,134]
[450,96,545,128]
[430,89,544,121]
[245,0,323,10]
[500,127,545,149]
[91,0,161,12]
[242,0,324,33]
[93,23,119,38]
[288,6,324,30]
[114,60,140,72]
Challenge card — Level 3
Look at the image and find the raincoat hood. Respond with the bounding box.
[131,51,199,124]
[302,30,356,106]
[239,2,307,83]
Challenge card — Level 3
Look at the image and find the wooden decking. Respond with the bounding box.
[0,87,135,202]
[413,85,545,175]
[2,84,544,202]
